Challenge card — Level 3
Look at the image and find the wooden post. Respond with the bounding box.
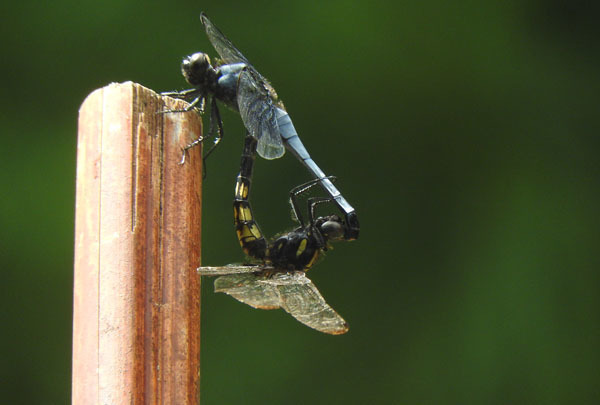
[73,82,203,404]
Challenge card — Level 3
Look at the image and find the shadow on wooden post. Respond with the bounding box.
[73,82,203,404]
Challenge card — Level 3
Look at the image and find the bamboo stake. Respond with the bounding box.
[73,82,203,404]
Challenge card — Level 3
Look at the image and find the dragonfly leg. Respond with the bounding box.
[160,87,206,113]
[179,135,205,165]
[177,97,223,179]
[161,87,199,98]
[198,97,224,178]
[181,98,223,176]
[289,176,336,226]
[307,197,334,225]
[161,94,205,114]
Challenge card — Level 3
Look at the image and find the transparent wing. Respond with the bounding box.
[208,268,349,334]
[200,13,276,96]
[263,272,349,335]
[200,13,285,159]
[198,265,267,276]
[238,69,285,159]
[214,273,280,310]
[200,12,250,66]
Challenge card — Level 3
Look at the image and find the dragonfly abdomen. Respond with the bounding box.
[233,135,267,260]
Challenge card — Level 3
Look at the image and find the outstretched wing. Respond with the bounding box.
[200,13,285,159]
[198,265,266,276]
[215,266,348,335]
[237,69,285,159]
[200,12,250,66]
[200,12,272,86]
[214,272,280,310]
[205,267,348,334]
[264,272,349,335]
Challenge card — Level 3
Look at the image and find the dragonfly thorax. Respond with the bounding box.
[269,228,321,271]
[181,52,218,90]
[266,215,346,271]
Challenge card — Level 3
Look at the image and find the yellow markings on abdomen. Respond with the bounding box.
[236,205,253,222]
[296,239,307,258]
[234,179,249,199]
[236,223,263,245]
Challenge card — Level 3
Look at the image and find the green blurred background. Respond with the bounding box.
[2,0,599,403]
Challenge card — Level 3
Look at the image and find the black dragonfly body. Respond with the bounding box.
[163,12,359,240]
[198,133,350,335]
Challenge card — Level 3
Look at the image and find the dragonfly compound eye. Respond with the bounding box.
[319,219,345,241]
[181,52,212,86]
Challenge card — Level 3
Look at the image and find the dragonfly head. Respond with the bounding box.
[315,215,345,243]
[181,52,216,88]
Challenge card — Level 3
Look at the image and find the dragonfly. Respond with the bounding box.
[162,12,359,240]
[198,133,350,335]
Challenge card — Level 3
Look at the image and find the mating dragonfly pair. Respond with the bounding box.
[163,13,359,334]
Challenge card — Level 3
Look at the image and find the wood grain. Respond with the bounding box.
[73,82,203,404]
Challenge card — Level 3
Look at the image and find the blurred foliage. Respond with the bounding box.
[1,0,599,403]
